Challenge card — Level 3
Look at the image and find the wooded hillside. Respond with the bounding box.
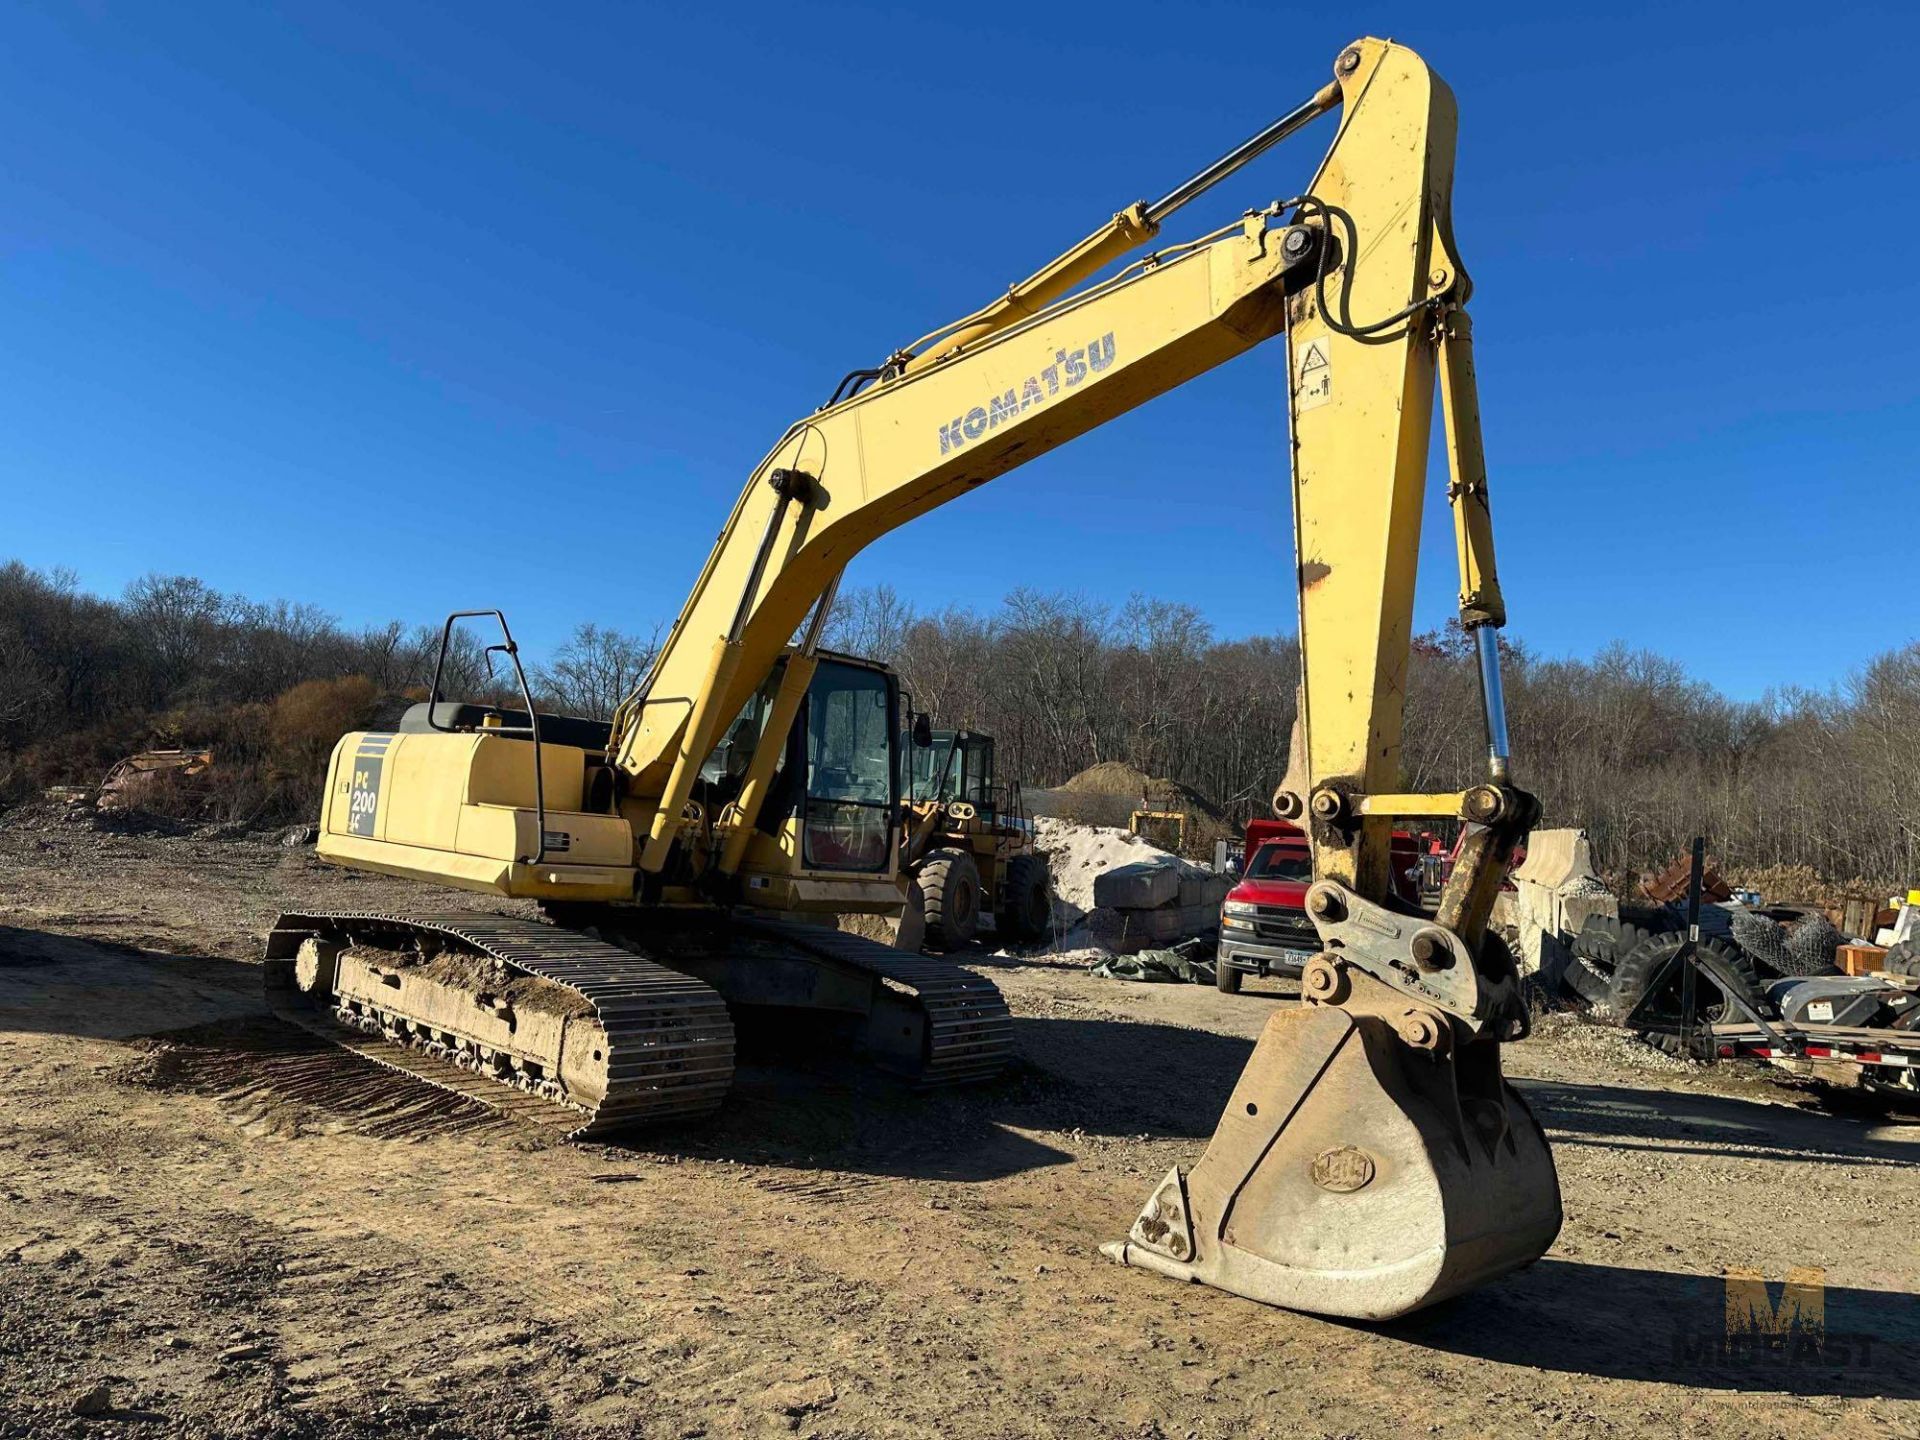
[4,560,1913,889]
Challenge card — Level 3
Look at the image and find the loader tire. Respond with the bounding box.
[1001,854,1052,943]
[1620,903,1685,935]
[1609,933,1762,1056]
[1572,914,1666,976]
[1560,955,1615,1008]
[918,849,982,952]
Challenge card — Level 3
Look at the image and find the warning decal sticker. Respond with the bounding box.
[1295,338,1332,411]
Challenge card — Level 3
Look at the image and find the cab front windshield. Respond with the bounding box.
[908,731,959,803]
[803,664,894,871]
[907,730,992,809]
[1247,842,1312,882]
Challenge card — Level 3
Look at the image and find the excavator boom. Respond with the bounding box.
[608,201,1320,863]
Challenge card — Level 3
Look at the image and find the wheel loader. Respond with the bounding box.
[901,724,1050,950]
[268,37,1562,1320]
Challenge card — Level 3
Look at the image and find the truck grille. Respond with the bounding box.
[1252,906,1318,946]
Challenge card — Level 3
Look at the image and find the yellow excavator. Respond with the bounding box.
[266,37,1560,1321]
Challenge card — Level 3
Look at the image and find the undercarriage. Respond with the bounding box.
[264,908,1012,1137]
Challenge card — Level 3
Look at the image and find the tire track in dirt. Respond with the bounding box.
[128,1014,524,1142]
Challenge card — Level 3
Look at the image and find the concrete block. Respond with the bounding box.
[1095,860,1181,912]
[1133,907,1188,943]
[1490,892,1518,931]
[1179,901,1218,935]
[1113,901,1219,953]
[1560,891,1618,938]
[1511,828,1596,890]
[1518,921,1573,985]
[1178,873,1232,909]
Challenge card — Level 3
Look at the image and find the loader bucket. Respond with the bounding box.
[1103,1003,1561,1320]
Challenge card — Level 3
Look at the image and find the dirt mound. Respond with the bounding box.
[1055,761,1222,819]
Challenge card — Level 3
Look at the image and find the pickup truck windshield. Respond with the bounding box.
[1246,842,1311,882]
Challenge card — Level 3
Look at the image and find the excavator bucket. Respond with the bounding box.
[1103,1003,1561,1319]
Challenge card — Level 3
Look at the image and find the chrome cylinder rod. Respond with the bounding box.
[801,568,842,656]
[1474,626,1512,784]
[1143,82,1342,226]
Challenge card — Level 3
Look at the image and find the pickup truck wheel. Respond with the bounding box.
[918,849,981,951]
[1215,960,1243,994]
[1001,854,1051,942]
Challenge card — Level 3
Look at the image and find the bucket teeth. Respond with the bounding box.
[1114,1168,1195,1262]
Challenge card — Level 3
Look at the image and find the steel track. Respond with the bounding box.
[266,910,735,1139]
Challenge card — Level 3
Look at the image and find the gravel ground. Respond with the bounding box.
[1,812,1917,1439]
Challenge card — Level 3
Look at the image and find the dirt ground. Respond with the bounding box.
[2,816,1916,1439]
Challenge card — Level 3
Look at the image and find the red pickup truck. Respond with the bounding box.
[1216,820,1420,993]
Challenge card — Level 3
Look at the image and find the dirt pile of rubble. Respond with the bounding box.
[1055,761,1222,818]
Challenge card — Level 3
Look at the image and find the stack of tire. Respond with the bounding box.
[1566,913,1758,1059]
[1887,938,1920,979]
[1564,908,1681,1008]
[1569,903,1845,1056]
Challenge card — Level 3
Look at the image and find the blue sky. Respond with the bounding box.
[3,2,1915,698]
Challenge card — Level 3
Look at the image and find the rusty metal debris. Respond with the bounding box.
[97,748,214,811]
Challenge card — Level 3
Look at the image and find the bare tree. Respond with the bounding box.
[822,584,916,663]
[2,558,1917,888]
[533,622,662,720]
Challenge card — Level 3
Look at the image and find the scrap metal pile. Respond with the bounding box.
[1511,832,1920,1097]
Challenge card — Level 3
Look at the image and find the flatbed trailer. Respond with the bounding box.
[1711,1017,1920,1098]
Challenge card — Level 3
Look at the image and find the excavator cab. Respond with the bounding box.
[317,617,910,916]
[906,729,994,814]
[742,654,900,878]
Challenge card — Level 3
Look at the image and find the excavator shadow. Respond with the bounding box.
[0,923,1374,1178]
[0,924,1075,1178]
[631,1010,1258,1184]
[0,924,263,1040]
[1529,1078,1920,1170]
[1388,1078,1920,1396]
[992,1013,1253,1141]
[1394,1258,1920,1398]
[636,1053,1075,1182]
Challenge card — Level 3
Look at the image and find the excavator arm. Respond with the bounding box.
[614,40,1522,932]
